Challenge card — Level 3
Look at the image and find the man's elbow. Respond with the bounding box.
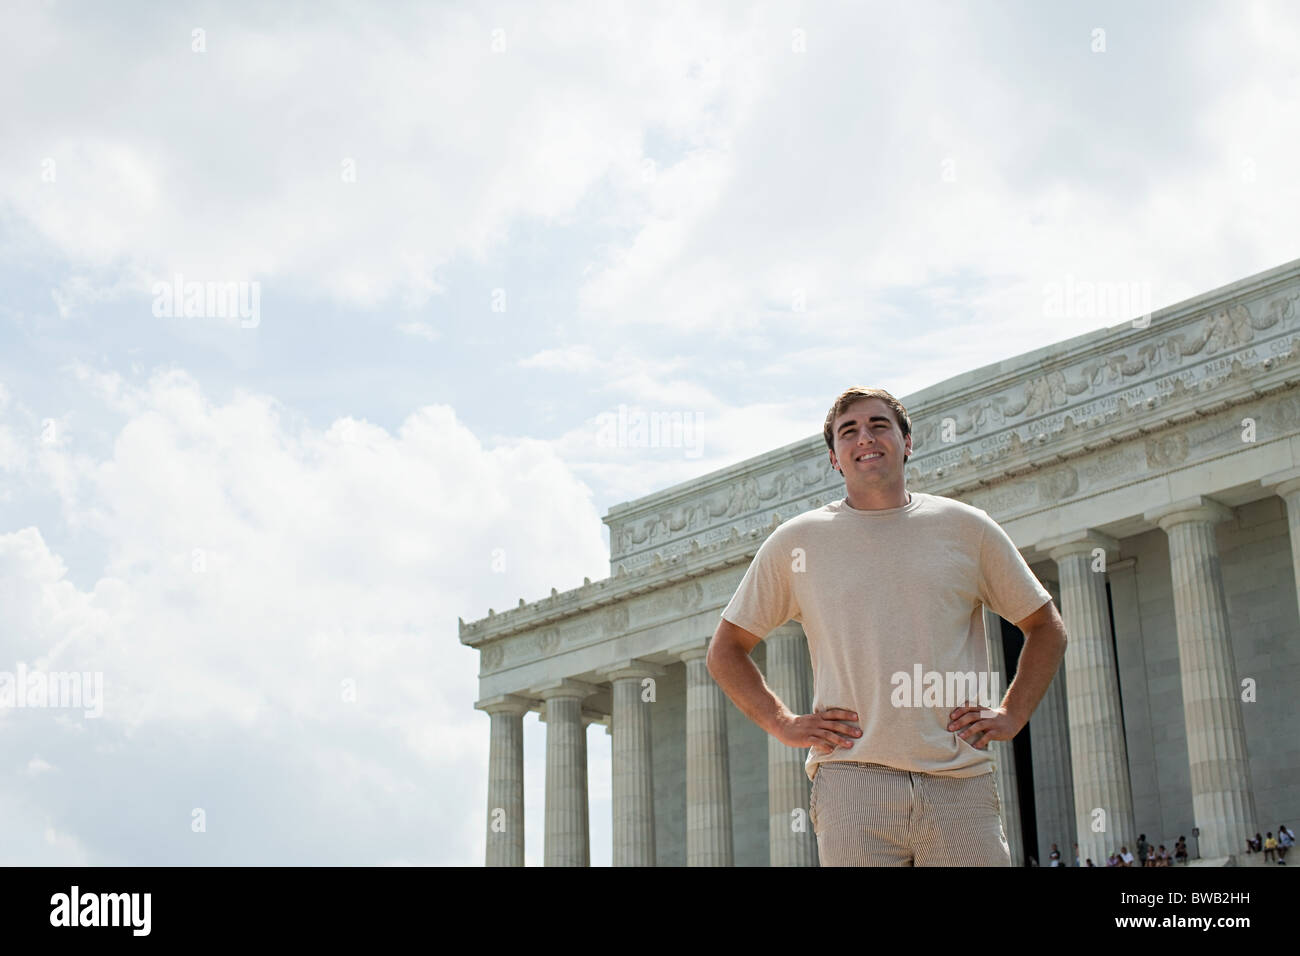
[1028,618,1068,656]
[706,631,733,678]
[1021,602,1067,647]
[706,622,752,677]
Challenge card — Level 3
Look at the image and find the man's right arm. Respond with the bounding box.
[706,617,860,753]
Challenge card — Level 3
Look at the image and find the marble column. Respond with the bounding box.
[765,625,818,867]
[677,640,734,866]
[1028,578,1076,866]
[1261,468,1300,620]
[1144,497,1257,860]
[596,659,664,867]
[533,678,598,867]
[982,606,1024,867]
[477,694,532,867]
[1044,531,1136,870]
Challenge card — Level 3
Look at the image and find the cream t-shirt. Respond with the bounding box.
[720,491,1051,782]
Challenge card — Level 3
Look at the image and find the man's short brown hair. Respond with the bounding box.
[823,387,913,464]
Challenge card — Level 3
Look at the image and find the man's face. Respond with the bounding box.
[828,398,912,480]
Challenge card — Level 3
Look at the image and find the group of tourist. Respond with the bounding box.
[1043,835,1188,866]
[1246,825,1294,864]
[1096,835,1186,867]
[1040,827,1295,866]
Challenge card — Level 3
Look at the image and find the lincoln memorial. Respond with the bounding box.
[462,257,1300,866]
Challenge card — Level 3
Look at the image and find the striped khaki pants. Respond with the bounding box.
[810,761,1011,866]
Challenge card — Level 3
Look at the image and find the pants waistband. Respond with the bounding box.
[827,761,910,772]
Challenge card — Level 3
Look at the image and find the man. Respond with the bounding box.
[1277,824,1293,864]
[707,386,1069,866]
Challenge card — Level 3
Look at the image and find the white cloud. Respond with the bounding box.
[24,756,54,776]
[396,321,440,342]
[0,366,608,862]
[517,344,601,372]
[0,1,773,312]
[570,1,1300,357]
[0,425,26,478]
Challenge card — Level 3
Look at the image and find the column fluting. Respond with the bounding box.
[679,642,734,866]
[1046,532,1136,869]
[1146,498,1257,860]
[477,694,531,867]
[765,626,817,866]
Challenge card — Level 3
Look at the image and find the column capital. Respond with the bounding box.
[529,678,601,701]
[1143,496,1234,532]
[475,693,535,716]
[595,658,666,682]
[1260,467,1300,499]
[539,702,609,726]
[667,638,710,662]
[1041,529,1120,563]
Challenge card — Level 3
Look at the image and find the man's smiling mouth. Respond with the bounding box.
[856,452,883,462]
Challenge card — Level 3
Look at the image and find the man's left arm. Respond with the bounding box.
[949,599,1068,748]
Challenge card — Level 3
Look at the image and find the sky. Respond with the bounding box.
[1,0,1298,866]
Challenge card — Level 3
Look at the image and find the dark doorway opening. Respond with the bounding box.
[1001,616,1038,866]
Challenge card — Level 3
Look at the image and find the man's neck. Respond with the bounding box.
[843,484,911,511]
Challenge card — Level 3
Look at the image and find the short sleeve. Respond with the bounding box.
[719,528,801,640]
[977,511,1052,625]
